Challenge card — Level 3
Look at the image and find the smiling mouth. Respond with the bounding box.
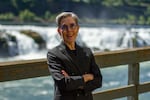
[67,35,74,40]
[67,35,73,38]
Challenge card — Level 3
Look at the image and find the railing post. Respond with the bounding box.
[128,63,139,100]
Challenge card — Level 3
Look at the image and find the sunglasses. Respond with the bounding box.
[59,23,77,31]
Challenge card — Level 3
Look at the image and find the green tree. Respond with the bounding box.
[127,14,136,24]
[102,0,124,6]
[0,13,15,21]
[138,15,145,25]
[145,6,150,16]
[19,9,36,21]
[146,17,150,24]
[44,11,51,20]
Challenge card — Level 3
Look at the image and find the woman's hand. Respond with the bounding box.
[82,74,94,83]
[61,70,69,77]
[61,70,94,83]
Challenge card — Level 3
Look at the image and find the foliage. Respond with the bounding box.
[102,0,124,6]
[0,0,149,25]
[0,13,15,21]
[19,9,36,21]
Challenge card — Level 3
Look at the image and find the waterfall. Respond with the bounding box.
[7,30,38,55]
[80,27,131,51]
[0,24,150,61]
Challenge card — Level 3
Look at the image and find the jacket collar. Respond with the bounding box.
[58,41,82,74]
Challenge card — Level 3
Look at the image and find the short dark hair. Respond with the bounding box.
[56,12,79,26]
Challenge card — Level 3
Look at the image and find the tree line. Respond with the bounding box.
[0,0,150,25]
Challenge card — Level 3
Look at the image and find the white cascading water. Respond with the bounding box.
[0,24,150,61]
[80,27,127,51]
[8,30,38,54]
[132,28,150,45]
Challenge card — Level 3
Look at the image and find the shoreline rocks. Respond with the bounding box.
[0,32,19,57]
[20,30,46,49]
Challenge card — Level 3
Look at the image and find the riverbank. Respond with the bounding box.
[1,20,150,29]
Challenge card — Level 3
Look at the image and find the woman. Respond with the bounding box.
[47,12,102,100]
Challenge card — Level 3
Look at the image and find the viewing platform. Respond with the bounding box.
[0,46,150,100]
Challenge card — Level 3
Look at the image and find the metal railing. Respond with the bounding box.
[0,46,150,100]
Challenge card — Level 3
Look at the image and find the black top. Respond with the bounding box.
[65,44,77,56]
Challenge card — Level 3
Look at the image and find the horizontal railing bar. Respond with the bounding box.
[138,82,150,93]
[93,82,150,99]
[0,59,46,66]
[93,85,136,99]
[94,46,150,68]
[1,46,150,68]
[0,59,49,82]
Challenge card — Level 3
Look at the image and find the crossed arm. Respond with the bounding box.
[61,70,94,83]
[47,51,102,92]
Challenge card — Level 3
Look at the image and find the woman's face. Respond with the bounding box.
[58,16,79,44]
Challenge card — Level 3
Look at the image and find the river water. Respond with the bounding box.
[0,24,150,100]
